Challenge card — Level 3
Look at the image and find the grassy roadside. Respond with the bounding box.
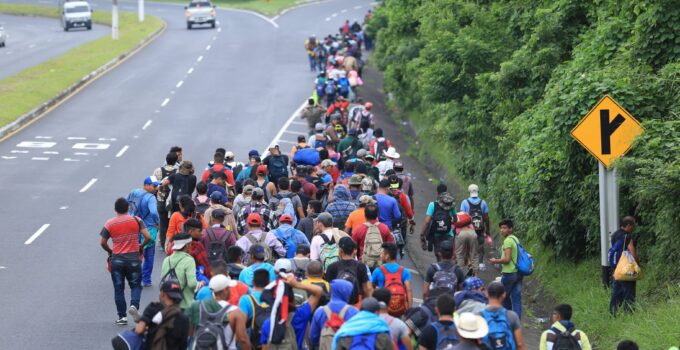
[0,4,164,127]
[393,77,680,350]
[151,0,301,17]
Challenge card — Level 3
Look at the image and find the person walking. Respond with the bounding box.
[373,288,414,350]
[489,219,523,319]
[453,211,479,275]
[539,304,592,350]
[609,216,638,314]
[460,184,491,272]
[154,152,178,251]
[127,176,161,287]
[332,297,396,350]
[480,281,526,350]
[420,190,455,256]
[100,198,152,325]
[160,233,198,310]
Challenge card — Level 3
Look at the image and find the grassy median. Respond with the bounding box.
[0,4,164,127]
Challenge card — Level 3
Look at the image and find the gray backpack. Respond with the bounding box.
[191,303,235,350]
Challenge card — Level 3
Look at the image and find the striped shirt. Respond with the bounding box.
[101,214,145,260]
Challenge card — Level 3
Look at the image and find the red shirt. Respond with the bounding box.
[352,220,394,261]
[201,164,235,186]
[101,215,145,258]
[188,240,212,278]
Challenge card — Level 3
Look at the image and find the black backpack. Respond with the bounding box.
[248,295,272,350]
[205,228,231,263]
[359,111,372,132]
[374,139,388,161]
[466,199,485,233]
[547,328,582,350]
[337,263,360,304]
[194,197,211,215]
[160,256,187,289]
[269,156,288,181]
[429,202,452,235]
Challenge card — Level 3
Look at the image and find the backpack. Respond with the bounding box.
[480,309,516,350]
[341,138,360,160]
[248,295,272,350]
[433,321,460,350]
[316,82,326,97]
[191,303,235,350]
[430,262,458,292]
[509,236,535,276]
[290,259,308,280]
[267,312,298,350]
[361,223,384,269]
[160,256,188,288]
[374,139,388,161]
[274,226,298,259]
[112,329,145,350]
[324,81,336,96]
[313,135,328,150]
[208,165,229,182]
[429,203,452,236]
[157,166,177,203]
[319,305,351,350]
[338,77,350,94]
[348,333,378,350]
[127,191,152,220]
[269,155,288,181]
[546,327,582,350]
[246,233,274,264]
[194,197,211,215]
[380,265,407,317]
[319,234,340,271]
[337,262,360,304]
[465,199,485,233]
[280,198,298,227]
[205,228,231,263]
[293,148,320,166]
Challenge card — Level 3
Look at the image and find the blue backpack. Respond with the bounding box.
[293,148,320,166]
[316,82,326,97]
[338,77,350,94]
[349,333,378,350]
[480,309,516,350]
[433,321,459,349]
[273,224,299,259]
[126,190,152,220]
[510,236,535,276]
[112,329,145,350]
[325,81,336,95]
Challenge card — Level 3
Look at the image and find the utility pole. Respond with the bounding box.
[138,0,145,22]
[112,0,119,40]
[598,164,619,287]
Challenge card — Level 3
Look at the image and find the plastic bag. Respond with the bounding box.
[613,251,641,281]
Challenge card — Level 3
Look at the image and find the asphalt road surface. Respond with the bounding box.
[0,14,107,80]
[0,0,381,348]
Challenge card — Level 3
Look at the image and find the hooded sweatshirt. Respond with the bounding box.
[310,279,358,346]
[331,310,392,350]
[326,185,357,227]
[454,290,489,315]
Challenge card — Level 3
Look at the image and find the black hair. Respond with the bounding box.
[499,218,514,229]
[184,218,203,231]
[318,149,329,161]
[306,260,323,277]
[169,146,182,154]
[308,200,322,214]
[243,178,257,187]
[166,152,178,166]
[344,161,356,173]
[278,177,290,190]
[195,182,207,195]
[621,216,636,227]
[298,135,306,142]
[436,294,455,316]
[214,152,225,163]
[216,148,226,155]
[354,162,367,174]
[178,195,196,218]
[373,128,383,137]
[227,246,243,263]
[364,203,379,220]
[373,288,391,305]
[436,183,448,194]
[382,242,398,260]
[438,242,454,260]
[554,304,573,320]
[340,238,356,255]
[617,340,639,350]
[487,281,506,299]
[210,259,227,276]
[291,180,302,193]
[296,244,311,256]
[115,197,129,214]
[253,269,270,288]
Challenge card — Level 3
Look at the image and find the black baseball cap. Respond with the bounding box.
[161,280,183,301]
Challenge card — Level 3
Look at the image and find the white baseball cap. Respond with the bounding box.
[209,274,237,292]
[468,184,479,198]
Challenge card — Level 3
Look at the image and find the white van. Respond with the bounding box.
[62,1,93,31]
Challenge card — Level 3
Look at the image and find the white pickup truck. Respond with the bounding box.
[185,0,217,30]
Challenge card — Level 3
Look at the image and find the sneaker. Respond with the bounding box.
[479,263,487,272]
[128,305,141,323]
[143,282,153,287]
[115,317,128,326]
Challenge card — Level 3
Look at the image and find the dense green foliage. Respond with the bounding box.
[372,0,680,277]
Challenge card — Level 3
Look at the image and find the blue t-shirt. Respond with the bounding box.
[425,201,456,236]
[260,303,313,349]
[238,291,263,324]
[195,286,212,301]
[460,197,489,214]
[375,193,401,228]
[371,263,411,288]
[239,263,276,288]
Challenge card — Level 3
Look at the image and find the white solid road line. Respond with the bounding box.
[331,13,337,17]
[161,98,170,107]
[142,119,153,130]
[35,136,53,139]
[43,151,59,155]
[197,55,203,62]
[11,150,28,153]
[221,8,279,29]
[79,178,97,193]
[264,100,308,154]
[115,145,129,158]
[64,158,80,162]
[176,81,184,88]
[99,137,117,141]
[187,67,194,74]
[277,139,297,145]
[25,224,50,245]
[1,156,17,159]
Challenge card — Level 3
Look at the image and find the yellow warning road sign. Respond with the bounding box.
[571,95,644,168]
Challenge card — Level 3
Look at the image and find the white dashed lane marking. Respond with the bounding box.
[187,67,194,74]
[206,45,211,51]
[142,120,153,130]
[197,55,203,62]
[176,81,184,88]
[115,145,129,158]
[31,157,49,161]
[67,137,87,140]
[161,98,170,107]
[79,178,97,193]
[25,224,50,245]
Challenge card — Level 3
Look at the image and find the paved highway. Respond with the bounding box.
[0,0,380,348]
[0,13,107,79]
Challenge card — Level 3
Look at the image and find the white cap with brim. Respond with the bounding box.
[209,274,237,292]
[455,312,489,339]
[172,237,192,251]
[274,259,292,273]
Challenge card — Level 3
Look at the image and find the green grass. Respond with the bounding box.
[0,4,164,127]
[154,0,301,16]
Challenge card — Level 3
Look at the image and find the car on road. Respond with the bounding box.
[0,24,6,47]
[185,0,216,30]
[62,1,93,31]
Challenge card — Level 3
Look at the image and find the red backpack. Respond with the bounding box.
[380,265,407,317]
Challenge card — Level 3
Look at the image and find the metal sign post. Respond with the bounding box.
[599,163,619,287]
[112,0,119,40]
[138,0,145,22]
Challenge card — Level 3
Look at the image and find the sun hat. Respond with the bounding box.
[359,195,376,205]
[437,192,455,210]
[348,174,364,186]
[455,313,489,339]
[382,147,400,159]
[274,259,293,273]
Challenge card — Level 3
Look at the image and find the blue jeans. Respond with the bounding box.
[110,257,142,318]
[501,272,523,319]
[610,280,636,314]
[308,55,316,71]
[142,244,155,285]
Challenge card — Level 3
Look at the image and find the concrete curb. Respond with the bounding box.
[0,19,167,140]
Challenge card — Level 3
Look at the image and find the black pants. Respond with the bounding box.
[158,203,169,249]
